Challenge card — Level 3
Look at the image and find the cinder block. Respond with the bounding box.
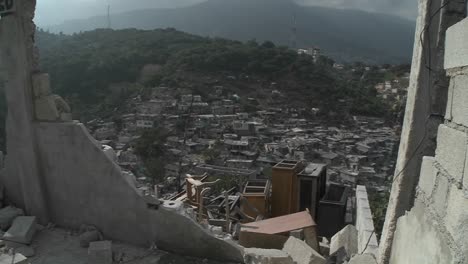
[418,157,437,196]
[283,237,325,264]
[432,175,449,218]
[435,125,467,182]
[3,216,36,245]
[444,186,468,257]
[243,248,294,264]
[88,241,113,264]
[445,18,468,69]
[445,74,468,126]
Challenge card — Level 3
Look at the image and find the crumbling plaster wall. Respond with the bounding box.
[33,122,243,261]
[389,18,468,264]
[0,1,243,262]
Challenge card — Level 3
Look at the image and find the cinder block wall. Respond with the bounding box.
[389,18,468,264]
[355,186,378,257]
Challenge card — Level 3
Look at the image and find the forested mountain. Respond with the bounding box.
[44,0,415,64]
[36,28,393,122]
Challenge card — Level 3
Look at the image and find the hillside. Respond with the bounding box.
[44,0,415,64]
[35,28,392,122]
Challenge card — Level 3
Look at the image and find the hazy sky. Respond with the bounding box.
[35,0,418,26]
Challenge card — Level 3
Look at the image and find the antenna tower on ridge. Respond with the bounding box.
[107,4,111,29]
[291,11,297,49]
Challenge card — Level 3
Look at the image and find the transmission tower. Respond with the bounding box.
[107,4,111,29]
[291,12,297,49]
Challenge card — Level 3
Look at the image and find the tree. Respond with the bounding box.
[135,127,171,184]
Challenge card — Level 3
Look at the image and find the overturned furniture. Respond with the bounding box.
[239,210,320,251]
[317,184,350,238]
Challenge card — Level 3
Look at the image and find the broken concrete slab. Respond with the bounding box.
[319,241,330,257]
[16,246,35,257]
[348,254,377,264]
[283,237,325,264]
[326,247,348,264]
[88,240,113,264]
[0,253,28,264]
[3,216,36,244]
[244,248,294,264]
[0,207,24,231]
[330,225,358,258]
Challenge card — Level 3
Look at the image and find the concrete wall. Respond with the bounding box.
[0,0,50,222]
[32,121,243,262]
[355,186,378,257]
[389,17,468,264]
[379,1,467,262]
[0,1,243,262]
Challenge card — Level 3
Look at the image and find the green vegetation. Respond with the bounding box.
[134,127,171,184]
[36,28,392,121]
[368,189,391,240]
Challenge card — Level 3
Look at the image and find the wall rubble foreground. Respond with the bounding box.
[389,17,468,264]
[0,1,243,262]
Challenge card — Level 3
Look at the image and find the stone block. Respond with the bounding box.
[445,18,468,69]
[88,240,113,264]
[330,225,358,258]
[446,74,468,126]
[432,175,449,218]
[348,254,377,264]
[32,73,51,98]
[35,97,60,121]
[0,253,28,264]
[0,207,24,231]
[243,248,294,264]
[3,216,36,245]
[435,125,467,182]
[418,157,437,196]
[79,230,101,248]
[283,237,325,264]
[444,185,468,257]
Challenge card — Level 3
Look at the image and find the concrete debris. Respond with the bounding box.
[35,224,45,232]
[209,225,224,236]
[0,253,28,263]
[283,237,326,264]
[330,225,358,259]
[319,241,330,257]
[290,229,304,240]
[79,230,102,248]
[88,240,113,264]
[326,247,348,264]
[79,224,99,233]
[348,254,377,264]
[3,216,37,245]
[15,246,35,257]
[244,248,294,264]
[0,207,24,231]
